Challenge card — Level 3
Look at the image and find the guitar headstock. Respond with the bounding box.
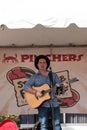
[69,77,79,84]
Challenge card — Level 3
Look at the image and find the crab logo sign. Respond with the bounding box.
[2,53,18,63]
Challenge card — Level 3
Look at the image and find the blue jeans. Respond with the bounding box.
[38,107,61,130]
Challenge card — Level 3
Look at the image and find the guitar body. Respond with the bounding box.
[25,84,51,108]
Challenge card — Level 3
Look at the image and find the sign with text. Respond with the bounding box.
[0,47,87,114]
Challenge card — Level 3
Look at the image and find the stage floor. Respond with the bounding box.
[19,123,87,130]
[61,123,87,130]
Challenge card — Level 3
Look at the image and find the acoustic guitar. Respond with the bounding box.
[25,77,79,108]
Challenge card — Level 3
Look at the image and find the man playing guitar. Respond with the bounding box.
[24,55,67,130]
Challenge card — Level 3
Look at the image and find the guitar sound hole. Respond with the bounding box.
[41,90,46,96]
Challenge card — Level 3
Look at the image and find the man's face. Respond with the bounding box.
[37,58,47,71]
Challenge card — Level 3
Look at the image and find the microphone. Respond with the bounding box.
[48,67,53,84]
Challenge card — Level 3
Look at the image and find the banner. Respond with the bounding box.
[0,47,87,115]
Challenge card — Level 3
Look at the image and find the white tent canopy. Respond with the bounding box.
[0,23,87,47]
[0,0,87,47]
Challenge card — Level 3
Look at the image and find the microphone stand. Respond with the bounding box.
[48,67,55,130]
